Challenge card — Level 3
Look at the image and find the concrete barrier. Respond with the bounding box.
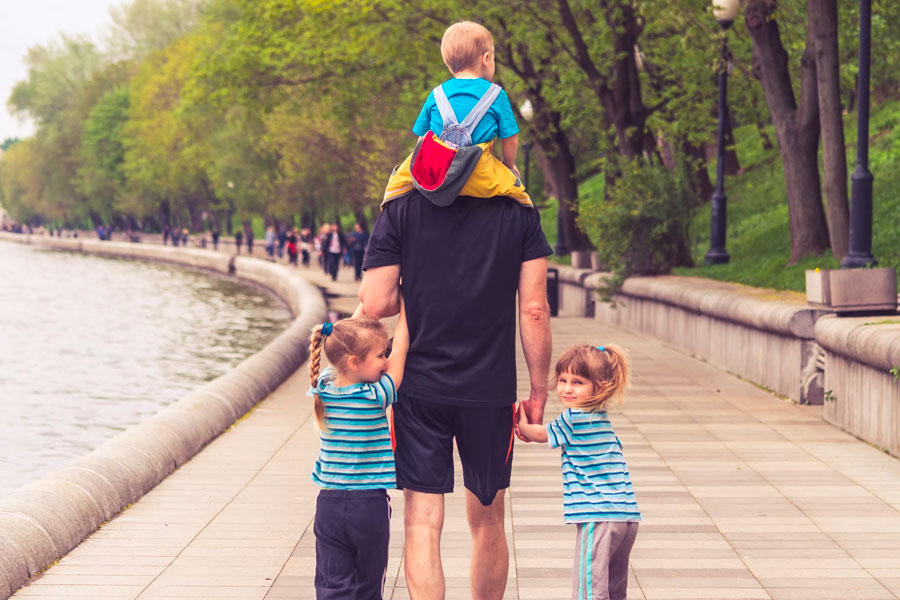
[556,266,900,457]
[0,232,327,598]
[816,315,900,457]
[580,271,830,404]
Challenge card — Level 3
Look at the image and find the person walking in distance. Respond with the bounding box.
[265,226,276,258]
[350,222,370,281]
[324,223,347,282]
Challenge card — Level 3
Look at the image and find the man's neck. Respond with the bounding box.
[454,70,484,80]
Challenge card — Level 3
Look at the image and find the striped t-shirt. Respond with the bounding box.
[308,367,397,490]
[547,408,641,524]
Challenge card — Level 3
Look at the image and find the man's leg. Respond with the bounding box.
[466,489,508,600]
[404,490,445,600]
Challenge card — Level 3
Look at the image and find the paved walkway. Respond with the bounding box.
[12,270,900,599]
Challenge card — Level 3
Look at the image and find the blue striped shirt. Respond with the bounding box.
[308,367,397,490]
[547,408,641,524]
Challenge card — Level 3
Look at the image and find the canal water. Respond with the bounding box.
[0,241,292,499]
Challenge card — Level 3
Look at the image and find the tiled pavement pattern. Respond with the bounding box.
[12,302,900,598]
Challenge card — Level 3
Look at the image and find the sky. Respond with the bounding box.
[1,0,120,142]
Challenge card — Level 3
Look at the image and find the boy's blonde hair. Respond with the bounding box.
[309,318,388,430]
[441,21,494,74]
[555,344,631,413]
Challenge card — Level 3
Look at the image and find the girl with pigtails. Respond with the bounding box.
[307,300,409,599]
[516,344,641,600]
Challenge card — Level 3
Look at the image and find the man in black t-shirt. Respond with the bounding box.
[360,191,552,600]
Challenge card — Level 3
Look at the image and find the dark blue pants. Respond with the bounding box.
[314,489,391,599]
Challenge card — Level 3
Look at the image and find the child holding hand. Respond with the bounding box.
[517,344,641,600]
[307,303,409,599]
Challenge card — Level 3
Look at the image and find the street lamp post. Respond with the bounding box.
[842,0,877,268]
[704,0,739,266]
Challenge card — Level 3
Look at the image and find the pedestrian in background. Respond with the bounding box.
[287,227,299,266]
[212,227,220,251]
[277,226,288,259]
[235,229,243,254]
[301,228,313,267]
[323,223,347,282]
[246,226,254,255]
[349,222,369,281]
[265,226,276,258]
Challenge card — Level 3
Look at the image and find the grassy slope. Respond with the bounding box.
[672,100,900,291]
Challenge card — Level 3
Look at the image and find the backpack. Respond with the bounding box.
[406,83,505,206]
[432,83,502,148]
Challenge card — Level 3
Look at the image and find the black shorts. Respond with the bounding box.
[392,393,515,506]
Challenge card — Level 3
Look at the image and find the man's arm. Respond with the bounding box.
[518,257,551,429]
[358,264,401,318]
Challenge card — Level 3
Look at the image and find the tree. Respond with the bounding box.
[744,0,830,262]
[811,0,849,260]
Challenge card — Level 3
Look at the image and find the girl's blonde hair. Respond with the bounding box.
[555,344,630,413]
[309,318,388,430]
[440,21,494,74]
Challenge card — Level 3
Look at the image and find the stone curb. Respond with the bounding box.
[0,232,327,598]
[815,314,900,374]
[555,265,827,339]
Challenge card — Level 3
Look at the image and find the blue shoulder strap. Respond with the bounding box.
[432,83,503,136]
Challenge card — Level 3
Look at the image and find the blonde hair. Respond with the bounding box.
[555,344,630,413]
[441,21,494,74]
[309,318,388,430]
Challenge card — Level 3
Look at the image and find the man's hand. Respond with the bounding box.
[516,387,547,441]
[520,388,547,424]
[515,403,548,444]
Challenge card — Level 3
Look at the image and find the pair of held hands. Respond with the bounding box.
[515,397,545,443]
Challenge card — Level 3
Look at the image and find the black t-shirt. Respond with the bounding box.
[363,193,552,407]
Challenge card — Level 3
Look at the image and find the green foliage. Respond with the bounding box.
[677,101,900,292]
[1,138,19,152]
[579,156,695,294]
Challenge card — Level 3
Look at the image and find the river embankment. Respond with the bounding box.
[0,232,326,598]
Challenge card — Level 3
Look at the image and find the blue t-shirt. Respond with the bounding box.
[547,408,642,524]
[308,367,397,490]
[412,78,519,144]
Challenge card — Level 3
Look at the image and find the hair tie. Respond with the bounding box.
[322,322,333,337]
[596,346,605,352]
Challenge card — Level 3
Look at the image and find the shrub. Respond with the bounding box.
[578,156,696,297]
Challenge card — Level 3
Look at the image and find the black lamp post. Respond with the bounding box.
[704,0,739,266]
[842,0,877,268]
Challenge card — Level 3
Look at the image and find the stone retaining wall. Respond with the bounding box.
[0,233,327,598]
[555,265,900,457]
[817,315,900,457]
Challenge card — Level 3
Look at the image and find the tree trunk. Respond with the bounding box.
[810,0,849,259]
[745,0,830,261]
[353,208,368,231]
[159,200,171,228]
[557,0,655,159]
[530,108,594,258]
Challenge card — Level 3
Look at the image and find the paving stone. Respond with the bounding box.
[10,289,900,600]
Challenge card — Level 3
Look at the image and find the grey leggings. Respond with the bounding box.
[572,521,639,600]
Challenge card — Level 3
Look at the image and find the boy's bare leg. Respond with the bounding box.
[404,490,445,600]
[466,489,508,600]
